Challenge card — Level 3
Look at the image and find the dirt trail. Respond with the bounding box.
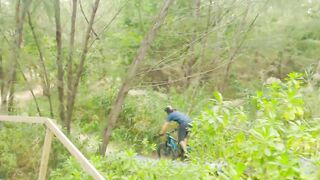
[0,85,43,108]
[15,85,43,101]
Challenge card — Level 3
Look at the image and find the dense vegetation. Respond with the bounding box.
[0,0,320,179]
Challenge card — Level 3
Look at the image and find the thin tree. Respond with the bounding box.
[182,0,201,88]
[27,12,54,118]
[66,0,78,132]
[6,0,21,112]
[0,31,42,115]
[16,62,42,115]
[101,0,175,156]
[0,31,9,112]
[66,0,100,133]
[220,3,261,92]
[7,0,32,112]
[200,0,213,62]
[0,48,3,108]
[0,2,3,107]
[54,0,65,124]
[185,0,201,113]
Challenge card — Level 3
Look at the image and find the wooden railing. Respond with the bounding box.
[0,115,105,180]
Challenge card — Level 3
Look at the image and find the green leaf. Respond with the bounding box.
[284,110,296,120]
[214,91,223,103]
[249,129,264,140]
[274,143,285,151]
[264,148,272,156]
[236,162,246,175]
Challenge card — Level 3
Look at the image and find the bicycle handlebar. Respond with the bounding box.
[155,129,177,138]
[167,128,178,134]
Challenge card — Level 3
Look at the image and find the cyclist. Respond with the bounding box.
[159,105,192,155]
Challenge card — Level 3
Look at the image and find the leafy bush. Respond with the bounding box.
[0,123,86,179]
[0,124,44,179]
[190,72,320,179]
[51,149,217,180]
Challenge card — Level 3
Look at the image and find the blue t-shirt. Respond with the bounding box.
[167,111,192,125]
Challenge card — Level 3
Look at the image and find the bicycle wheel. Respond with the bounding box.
[171,148,180,160]
[157,143,173,159]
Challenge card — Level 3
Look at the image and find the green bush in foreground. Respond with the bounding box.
[190,72,320,179]
[51,150,216,180]
[0,124,44,179]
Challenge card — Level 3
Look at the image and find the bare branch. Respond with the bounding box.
[136,60,231,88]
[27,12,54,118]
[220,1,266,91]
[16,62,42,116]
[79,0,98,38]
[135,14,239,77]
[88,0,129,49]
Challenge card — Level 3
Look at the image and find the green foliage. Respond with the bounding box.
[51,149,216,180]
[73,83,208,153]
[0,124,44,179]
[190,72,320,179]
[2,0,320,178]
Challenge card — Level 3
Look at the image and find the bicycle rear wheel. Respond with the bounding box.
[157,143,173,159]
[157,143,181,160]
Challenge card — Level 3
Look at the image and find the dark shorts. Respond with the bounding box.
[178,123,192,142]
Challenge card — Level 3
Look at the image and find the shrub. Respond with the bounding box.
[190,72,320,179]
[0,124,44,179]
[51,149,216,180]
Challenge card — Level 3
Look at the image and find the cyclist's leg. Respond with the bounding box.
[179,140,187,153]
[178,124,188,153]
[185,123,192,149]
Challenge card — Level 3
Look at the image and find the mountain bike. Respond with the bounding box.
[156,129,183,160]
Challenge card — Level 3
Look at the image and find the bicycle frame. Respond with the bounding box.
[157,129,189,160]
[167,134,178,151]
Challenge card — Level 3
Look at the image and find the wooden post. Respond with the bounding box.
[0,116,104,179]
[38,128,54,180]
[45,119,105,180]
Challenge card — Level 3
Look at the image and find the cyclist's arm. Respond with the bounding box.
[160,121,170,135]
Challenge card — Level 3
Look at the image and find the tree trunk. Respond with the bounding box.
[220,5,258,92]
[137,0,144,33]
[27,12,54,118]
[183,0,201,88]
[200,0,213,63]
[0,35,8,112]
[316,61,320,73]
[66,0,100,133]
[65,0,78,133]
[101,0,174,156]
[0,48,4,112]
[7,0,31,112]
[6,0,21,113]
[54,0,65,124]
[0,3,2,105]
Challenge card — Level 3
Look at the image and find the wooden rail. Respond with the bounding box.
[0,115,105,180]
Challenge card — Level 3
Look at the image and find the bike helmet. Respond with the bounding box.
[164,105,174,114]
